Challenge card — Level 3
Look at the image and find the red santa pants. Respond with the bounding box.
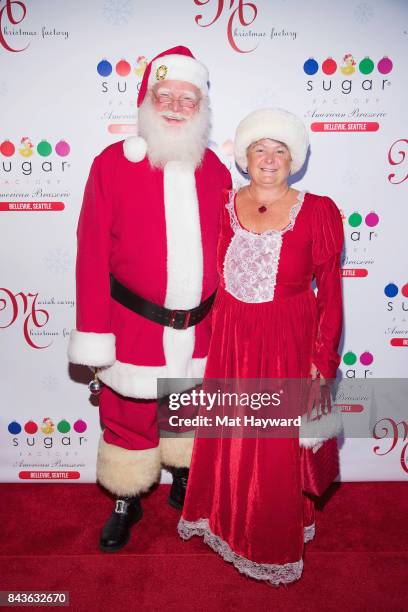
[99,386,159,451]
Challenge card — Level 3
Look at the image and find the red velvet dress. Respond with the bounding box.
[178,189,344,586]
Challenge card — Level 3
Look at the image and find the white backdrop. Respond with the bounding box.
[1,0,407,483]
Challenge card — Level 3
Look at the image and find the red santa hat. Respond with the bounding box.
[124,46,209,163]
[137,45,209,107]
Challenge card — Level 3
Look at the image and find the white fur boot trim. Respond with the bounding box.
[159,435,194,468]
[96,436,161,496]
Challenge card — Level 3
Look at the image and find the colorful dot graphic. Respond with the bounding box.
[303,58,319,75]
[384,283,399,298]
[360,351,374,366]
[116,59,131,76]
[37,140,52,157]
[359,56,374,75]
[8,421,22,435]
[97,59,113,76]
[322,58,337,75]
[343,351,357,366]
[347,212,379,227]
[343,352,374,366]
[303,56,393,75]
[365,212,379,227]
[377,56,393,74]
[24,420,38,434]
[73,419,87,433]
[0,140,15,156]
[384,283,408,298]
[6,419,87,435]
[55,140,70,157]
[1,140,70,156]
[348,212,363,227]
[57,419,71,434]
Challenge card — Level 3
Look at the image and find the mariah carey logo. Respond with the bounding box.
[388,139,408,185]
[373,418,408,474]
[0,0,29,52]
[194,0,259,53]
[0,288,51,349]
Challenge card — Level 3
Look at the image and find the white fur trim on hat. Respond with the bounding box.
[123,136,147,163]
[234,108,309,174]
[149,54,209,96]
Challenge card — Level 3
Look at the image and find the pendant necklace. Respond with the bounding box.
[248,185,290,214]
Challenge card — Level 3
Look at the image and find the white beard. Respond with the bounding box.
[137,95,211,168]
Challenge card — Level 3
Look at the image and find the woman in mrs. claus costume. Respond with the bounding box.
[178,109,344,586]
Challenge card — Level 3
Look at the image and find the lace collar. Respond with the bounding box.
[226,187,307,237]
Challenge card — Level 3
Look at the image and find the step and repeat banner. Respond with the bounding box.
[0,0,407,483]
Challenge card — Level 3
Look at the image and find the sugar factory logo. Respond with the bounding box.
[194,0,260,53]
[0,0,69,52]
[304,54,393,131]
[342,351,374,378]
[0,137,71,178]
[384,282,408,348]
[7,417,88,448]
[341,210,379,277]
[0,288,52,348]
[388,139,408,185]
[373,417,408,474]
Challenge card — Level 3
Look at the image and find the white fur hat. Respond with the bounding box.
[234,108,309,174]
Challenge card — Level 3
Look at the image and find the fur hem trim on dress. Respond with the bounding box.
[178,517,304,586]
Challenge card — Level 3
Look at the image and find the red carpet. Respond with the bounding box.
[0,483,407,611]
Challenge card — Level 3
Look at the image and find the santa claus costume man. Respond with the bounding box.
[68,46,231,552]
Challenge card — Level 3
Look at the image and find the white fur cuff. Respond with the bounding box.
[67,330,116,367]
[299,410,343,449]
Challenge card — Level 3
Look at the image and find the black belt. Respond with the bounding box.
[110,274,216,330]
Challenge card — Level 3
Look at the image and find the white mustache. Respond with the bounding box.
[160,111,188,121]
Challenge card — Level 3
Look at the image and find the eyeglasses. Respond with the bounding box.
[152,91,200,109]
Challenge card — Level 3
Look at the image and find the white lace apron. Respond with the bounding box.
[223,189,306,303]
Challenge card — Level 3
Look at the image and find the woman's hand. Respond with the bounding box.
[310,362,326,385]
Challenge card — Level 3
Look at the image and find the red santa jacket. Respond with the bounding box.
[68,140,232,398]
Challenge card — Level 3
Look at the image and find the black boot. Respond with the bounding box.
[99,496,143,552]
[168,467,189,510]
